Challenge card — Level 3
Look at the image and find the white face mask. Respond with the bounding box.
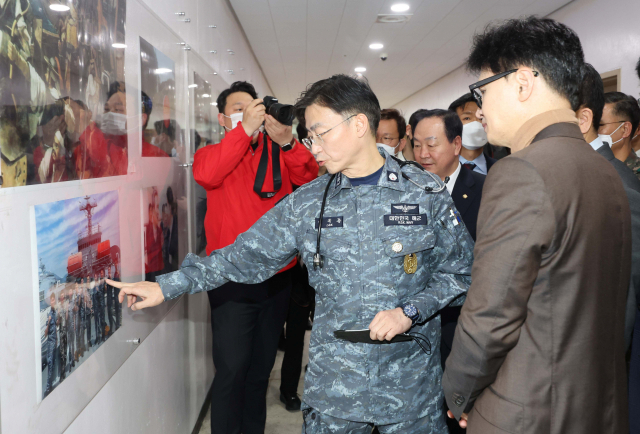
[599,122,626,148]
[461,121,487,150]
[377,142,400,156]
[223,112,244,131]
[101,112,127,136]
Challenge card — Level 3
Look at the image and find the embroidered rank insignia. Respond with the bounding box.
[404,253,418,274]
[315,217,344,229]
[387,171,398,182]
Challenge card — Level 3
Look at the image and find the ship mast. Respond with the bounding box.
[79,196,98,235]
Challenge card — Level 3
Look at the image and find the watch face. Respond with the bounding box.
[404,304,418,318]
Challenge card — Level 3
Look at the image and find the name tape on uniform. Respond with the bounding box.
[384,214,427,226]
[391,203,419,214]
[315,217,344,229]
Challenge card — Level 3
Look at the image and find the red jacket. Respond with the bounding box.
[193,123,318,272]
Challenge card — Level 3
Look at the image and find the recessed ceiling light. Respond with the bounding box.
[50,4,70,11]
[390,3,410,12]
[202,94,211,98]
[111,43,126,49]
[188,84,198,88]
[354,67,366,73]
[211,102,218,106]
[154,68,172,74]
[369,43,384,50]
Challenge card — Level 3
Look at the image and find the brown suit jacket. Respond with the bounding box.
[443,121,631,434]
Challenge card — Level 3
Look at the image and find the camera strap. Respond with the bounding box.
[253,132,282,198]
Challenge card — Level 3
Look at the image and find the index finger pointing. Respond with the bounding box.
[106,279,128,288]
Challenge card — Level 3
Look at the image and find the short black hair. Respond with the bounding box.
[577,63,604,131]
[448,93,476,113]
[604,92,640,139]
[216,81,258,114]
[107,81,125,101]
[295,74,380,136]
[467,16,584,110]
[380,108,406,139]
[296,122,308,140]
[141,91,152,130]
[636,56,640,82]
[410,109,462,143]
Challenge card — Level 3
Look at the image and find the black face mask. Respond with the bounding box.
[253,133,282,198]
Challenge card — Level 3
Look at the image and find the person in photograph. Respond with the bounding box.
[75,278,86,357]
[91,276,102,344]
[44,291,58,397]
[141,91,169,157]
[83,277,93,349]
[66,282,76,368]
[106,268,117,337]
[99,270,107,339]
[113,267,122,330]
[145,202,165,282]
[58,289,68,381]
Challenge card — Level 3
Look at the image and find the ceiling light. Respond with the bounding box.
[354,67,366,73]
[154,68,172,74]
[211,102,218,106]
[390,3,409,12]
[50,3,70,11]
[188,84,198,88]
[111,43,126,49]
[202,94,211,98]
[369,43,384,50]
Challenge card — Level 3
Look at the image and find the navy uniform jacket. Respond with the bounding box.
[158,152,474,424]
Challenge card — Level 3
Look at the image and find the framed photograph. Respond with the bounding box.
[0,0,126,188]
[139,37,179,158]
[143,185,179,282]
[34,190,122,400]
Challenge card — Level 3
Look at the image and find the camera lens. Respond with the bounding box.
[263,96,295,126]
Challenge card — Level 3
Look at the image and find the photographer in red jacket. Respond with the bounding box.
[193,81,317,434]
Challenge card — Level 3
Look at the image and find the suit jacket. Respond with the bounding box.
[440,166,485,367]
[443,121,631,434]
[596,143,640,350]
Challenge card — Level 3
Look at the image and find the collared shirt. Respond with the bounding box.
[445,162,462,195]
[589,136,606,151]
[511,109,579,152]
[157,150,474,424]
[459,153,488,175]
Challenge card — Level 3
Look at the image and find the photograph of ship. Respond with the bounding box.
[34,190,121,399]
[139,37,178,158]
[0,0,127,188]
[143,186,178,282]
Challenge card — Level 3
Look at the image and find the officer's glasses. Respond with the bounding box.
[301,114,356,150]
[469,69,538,108]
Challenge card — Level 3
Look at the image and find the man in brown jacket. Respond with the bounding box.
[443,17,631,434]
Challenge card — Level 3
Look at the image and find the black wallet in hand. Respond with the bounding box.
[333,329,413,344]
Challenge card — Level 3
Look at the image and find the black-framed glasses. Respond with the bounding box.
[301,114,356,150]
[469,69,539,108]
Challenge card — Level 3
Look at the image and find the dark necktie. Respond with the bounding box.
[462,163,476,171]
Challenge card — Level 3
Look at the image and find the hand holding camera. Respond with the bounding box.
[242,99,266,137]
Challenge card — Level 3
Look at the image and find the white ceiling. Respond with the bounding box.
[229,0,573,108]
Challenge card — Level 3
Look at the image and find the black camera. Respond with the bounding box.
[263,96,295,126]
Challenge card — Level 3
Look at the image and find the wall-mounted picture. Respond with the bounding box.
[143,186,178,282]
[139,37,179,158]
[35,191,122,399]
[192,71,216,155]
[0,0,127,188]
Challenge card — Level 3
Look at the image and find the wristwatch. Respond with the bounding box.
[280,137,295,151]
[400,303,420,326]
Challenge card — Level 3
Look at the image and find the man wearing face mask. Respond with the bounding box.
[101,81,130,176]
[448,93,500,174]
[599,92,640,180]
[191,81,317,434]
[376,108,407,161]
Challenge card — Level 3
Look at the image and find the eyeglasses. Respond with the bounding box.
[378,136,400,145]
[301,115,356,150]
[469,69,539,108]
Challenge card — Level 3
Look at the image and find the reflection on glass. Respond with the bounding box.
[0,0,126,187]
[144,186,179,282]
[35,191,122,399]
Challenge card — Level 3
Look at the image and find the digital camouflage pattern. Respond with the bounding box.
[157,151,474,425]
[625,152,640,181]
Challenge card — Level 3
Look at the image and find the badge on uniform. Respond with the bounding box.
[449,208,462,226]
[315,217,344,229]
[387,171,398,182]
[404,253,417,274]
[384,214,427,226]
[391,203,419,214]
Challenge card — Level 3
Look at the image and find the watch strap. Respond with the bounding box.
[281,137,295,151]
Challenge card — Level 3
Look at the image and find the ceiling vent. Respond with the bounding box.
[376,14,412,24]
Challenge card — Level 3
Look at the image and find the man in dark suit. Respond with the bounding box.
[443,17,630,434]
[412,108,484,433]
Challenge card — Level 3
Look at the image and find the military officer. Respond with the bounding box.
[44,291,58,397]
[91,275,101,344]
[67,282,76,367]
[109,75,473,433]
[83,277,93,348]
[58,288,68,380]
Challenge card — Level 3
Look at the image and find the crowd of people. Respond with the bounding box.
[43,267,122,398]
[108,15,640,434]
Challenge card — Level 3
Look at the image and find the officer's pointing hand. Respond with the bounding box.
[106,279,165,312]
[368,308,412,341]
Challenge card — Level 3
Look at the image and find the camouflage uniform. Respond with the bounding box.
[625,152,640,181]
[157,153,474,430]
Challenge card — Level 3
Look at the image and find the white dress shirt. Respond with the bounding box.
[445,162,461,195]
[589,136,606,151]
